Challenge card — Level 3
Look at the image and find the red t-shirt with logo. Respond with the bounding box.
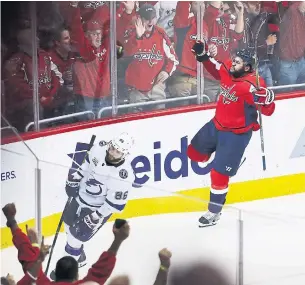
[123,25,178,92]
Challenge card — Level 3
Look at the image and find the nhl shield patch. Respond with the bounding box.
[119,169,128,179]
[99,140,107,147]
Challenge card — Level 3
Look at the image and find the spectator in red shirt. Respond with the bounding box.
[67,2,111,118]
[79,1,110,25]
[139,1,178,41]
[3,26,63,131]
[168,1,218,105]
[123,4,179,112]
[19,222,129,285]
[202,1,245,101]
[2,203,129,285]
[48,25,78,117]
[2,204,41,273]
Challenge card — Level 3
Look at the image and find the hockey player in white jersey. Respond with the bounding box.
[53,132,135,272]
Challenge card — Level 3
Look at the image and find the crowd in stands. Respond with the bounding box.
[1,203,231,285]
[1,1,305,132]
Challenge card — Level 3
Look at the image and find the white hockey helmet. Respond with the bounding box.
[109,132,134,159]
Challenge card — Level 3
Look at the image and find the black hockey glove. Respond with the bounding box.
[70,211,103,242]
[65,175,80,198]
[191,40,210,62]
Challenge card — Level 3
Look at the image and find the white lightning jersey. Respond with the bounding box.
[70,141,134,217]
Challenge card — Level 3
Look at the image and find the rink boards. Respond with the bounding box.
[1,96,305,249]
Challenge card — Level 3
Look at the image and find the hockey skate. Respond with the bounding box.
[198,211,221,227]
[77,246,87,268]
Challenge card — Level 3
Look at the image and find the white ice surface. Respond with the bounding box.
[1,194,305,285]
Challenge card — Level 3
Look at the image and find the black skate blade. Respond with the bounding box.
[198,222,218,228]
[78,262,87,268]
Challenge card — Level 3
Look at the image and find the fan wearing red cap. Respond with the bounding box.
[64,2,124,118]
[83,20,104,49]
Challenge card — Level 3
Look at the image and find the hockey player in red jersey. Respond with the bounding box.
[188,40,275,227]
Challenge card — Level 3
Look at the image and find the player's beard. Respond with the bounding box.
[230,68,247,78]
[105,150,122,165]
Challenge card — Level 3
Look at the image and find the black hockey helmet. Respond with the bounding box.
[235,49,255,69]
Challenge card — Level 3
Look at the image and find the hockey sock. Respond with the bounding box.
[187,144,210,162]
[65,243,83,259]
[208,189,228,213]
[64,222,83,258]
[208,169,229,213]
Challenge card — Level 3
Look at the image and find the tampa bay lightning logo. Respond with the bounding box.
[85,178,104,195]
[119,169,128,179]
[86,178,101,187]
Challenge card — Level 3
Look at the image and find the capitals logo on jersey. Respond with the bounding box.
[134,44,163,67]
[220,84,238,104]
[190,32,208,42]
[83,1,106,9]
[210,19,230,51]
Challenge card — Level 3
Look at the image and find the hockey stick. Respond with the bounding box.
[254,26,267,171]
[45,134,96,275]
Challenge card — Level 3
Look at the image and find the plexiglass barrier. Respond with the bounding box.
[1,143,305,284]
[242,200,305,285]
[2,1,305,133]
[40,162,242,285]
[1,117,40,278]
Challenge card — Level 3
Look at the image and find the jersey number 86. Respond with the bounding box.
[115,191,128,200]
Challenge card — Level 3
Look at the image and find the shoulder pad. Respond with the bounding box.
[99,140,108,147]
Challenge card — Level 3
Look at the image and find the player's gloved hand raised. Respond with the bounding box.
[253,87,275,105]
[191,40,209,62]
[65,175,80,198]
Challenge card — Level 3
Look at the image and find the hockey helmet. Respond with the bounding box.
[109,132,134,160]
[235,49,255,69]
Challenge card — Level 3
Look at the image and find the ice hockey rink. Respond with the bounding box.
[1,193,305,285]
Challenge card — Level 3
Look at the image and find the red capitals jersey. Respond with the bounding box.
[203,58,275,134]
[124,25,178,92]
[58,1,109,26]
[204,5,243,61]
[3,49,63,110]
[116,4,137,44]
[174,1,209,78]
[48,49,76,75]
[70,6,110,98]
[82,2,136,40]
[79,1,109,23]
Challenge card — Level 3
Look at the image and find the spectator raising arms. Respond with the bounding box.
[123,4,178,112]
[2,203,130,285]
